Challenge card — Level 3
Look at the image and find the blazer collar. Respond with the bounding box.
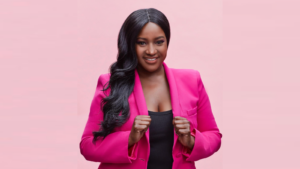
[133,61,182,117]
[133,61,182,150]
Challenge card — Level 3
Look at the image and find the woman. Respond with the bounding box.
[79,8,222,169]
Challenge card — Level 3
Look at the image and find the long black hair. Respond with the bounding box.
[92,8,171,143]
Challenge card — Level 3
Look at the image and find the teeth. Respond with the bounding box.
[146,58,157,61]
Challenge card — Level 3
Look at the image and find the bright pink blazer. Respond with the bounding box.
[79,62,223,169]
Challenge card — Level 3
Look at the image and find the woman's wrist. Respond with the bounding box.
[128,135,136,147]
[187,135,195,150]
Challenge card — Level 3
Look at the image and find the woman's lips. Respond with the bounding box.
[144,57,158,64]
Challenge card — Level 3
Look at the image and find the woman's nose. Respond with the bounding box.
[146,43,157,55]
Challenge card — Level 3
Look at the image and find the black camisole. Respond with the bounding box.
[147,109,174,169]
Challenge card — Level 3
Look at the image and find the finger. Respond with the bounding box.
[176,129,190,135]
[137,121,151,125]
[135,116,152,121]
[134,124,149,130]
[175,123,189,129]
[174,119,189,124]
[174,116,186,120]
[135,119,151,125]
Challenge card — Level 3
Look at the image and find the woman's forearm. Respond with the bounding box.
[128,136,135,147]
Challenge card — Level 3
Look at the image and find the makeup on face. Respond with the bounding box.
[136,36,165,46]
[136,40,165,46]
[143,57,158,64]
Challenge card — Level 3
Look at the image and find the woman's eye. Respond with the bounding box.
[137,41,146,45]
[156,40,164,45]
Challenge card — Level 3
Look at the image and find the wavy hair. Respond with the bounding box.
[92,8,171,143]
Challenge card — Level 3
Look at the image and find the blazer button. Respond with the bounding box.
[175,153,181,158]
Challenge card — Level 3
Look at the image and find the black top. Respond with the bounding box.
[147,109,174,169]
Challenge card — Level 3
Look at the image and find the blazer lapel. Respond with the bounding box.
[133,61,182,116]
[133,61,182,151]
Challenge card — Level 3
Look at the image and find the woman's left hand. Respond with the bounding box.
[173,116,195,150]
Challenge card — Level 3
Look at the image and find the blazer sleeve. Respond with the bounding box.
[182,70,223,161]
[79,74,139,163]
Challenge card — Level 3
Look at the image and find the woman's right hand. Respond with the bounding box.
[128,115,152,147]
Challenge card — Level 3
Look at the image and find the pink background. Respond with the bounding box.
[0,0,299,169]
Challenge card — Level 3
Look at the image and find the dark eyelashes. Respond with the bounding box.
[136,40,165,45]
[136,41,146,45]
[156,40,164,44]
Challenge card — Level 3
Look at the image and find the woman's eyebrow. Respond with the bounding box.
[137,36,165,40]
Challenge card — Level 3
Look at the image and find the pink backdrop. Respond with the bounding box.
[0,0,299,169]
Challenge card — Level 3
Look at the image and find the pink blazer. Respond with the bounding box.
[79,62,223,169]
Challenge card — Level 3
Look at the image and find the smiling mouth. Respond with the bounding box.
[145,57,158,61]
[143,57,159,64]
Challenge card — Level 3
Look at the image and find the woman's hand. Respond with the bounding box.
[129,115,152,147]
[173,116,195,150]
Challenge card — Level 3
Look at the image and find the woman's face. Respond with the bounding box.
[135,22,168,73]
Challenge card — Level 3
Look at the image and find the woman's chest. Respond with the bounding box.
[142,81,172,112]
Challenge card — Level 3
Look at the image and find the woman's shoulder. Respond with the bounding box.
[170,68,200,80]
[97,73,111,83]
[97,68,202,83]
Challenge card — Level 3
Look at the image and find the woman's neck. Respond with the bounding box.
[136,64,165,81]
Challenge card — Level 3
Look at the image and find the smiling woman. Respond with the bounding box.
[135,22,168,72]
[79,7,222,169]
